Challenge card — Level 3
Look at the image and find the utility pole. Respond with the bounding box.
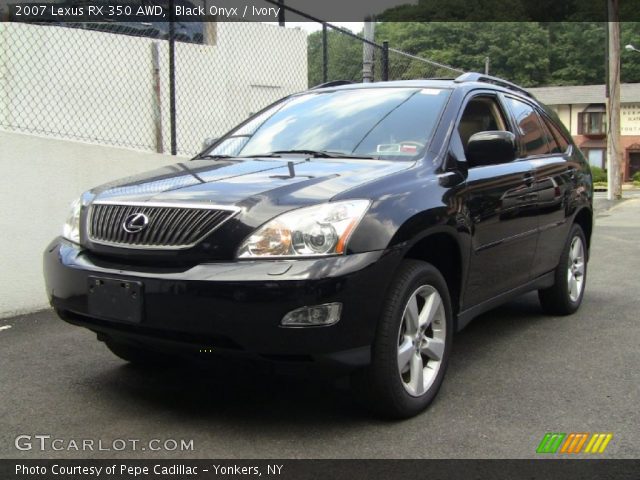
[606,1,622,200]
[484,56,490,75]
[362,18,375,83]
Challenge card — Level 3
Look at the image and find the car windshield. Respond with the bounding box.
[206,87,450,160]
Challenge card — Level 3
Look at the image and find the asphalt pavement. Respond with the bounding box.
[1,199,639,459]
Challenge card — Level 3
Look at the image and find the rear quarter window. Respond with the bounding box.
[541,115,571,153]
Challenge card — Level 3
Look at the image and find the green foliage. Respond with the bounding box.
[633,171,640,182]
[547,23,605,86]
[307,22,640,87]
[375,22,550,85]
[590,166,607,183]
[308,29,364,87]
[377,0,614,23]
[622,23,640,84]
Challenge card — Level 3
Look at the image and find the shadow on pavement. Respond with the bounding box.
[89,292,546,424]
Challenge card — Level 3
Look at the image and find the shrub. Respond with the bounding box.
[633,171,640,183]
[590,166,607,183]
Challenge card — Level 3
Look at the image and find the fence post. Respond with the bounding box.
[168,0,177,155]
[362,19,375,83]
[322,23,328,83]
[382,41,389,81]
[278,0,285,26]
[151,42,164,154]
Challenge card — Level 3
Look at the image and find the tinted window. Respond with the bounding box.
[506,97,549,157]
[543,117,570,153]
[538,117,561,153]
[209,88,450,160]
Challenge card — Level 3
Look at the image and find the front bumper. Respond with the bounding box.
[44,239,401,368]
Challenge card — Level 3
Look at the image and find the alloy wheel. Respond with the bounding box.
[567,236,585,302]
[397,285,446,397]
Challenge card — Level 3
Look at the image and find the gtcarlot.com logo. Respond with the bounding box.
[15,435,194,452]
[536,432,613,454]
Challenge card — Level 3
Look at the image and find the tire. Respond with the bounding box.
[105,340,177,368]
[352,260,453,419]
[538,224,588,315]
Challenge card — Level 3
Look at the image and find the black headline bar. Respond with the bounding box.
[0,0,637,22]
[2,459,640,480]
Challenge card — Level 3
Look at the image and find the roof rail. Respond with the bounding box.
[454,72,534,98]
[310,80,355,90]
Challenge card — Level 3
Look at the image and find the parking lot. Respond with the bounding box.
[1,199,639,459]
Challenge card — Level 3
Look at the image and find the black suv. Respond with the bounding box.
[44,73,592,418]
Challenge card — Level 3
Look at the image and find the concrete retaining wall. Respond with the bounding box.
[0,130,182,318]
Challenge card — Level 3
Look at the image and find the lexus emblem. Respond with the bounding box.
[122,213,149,234]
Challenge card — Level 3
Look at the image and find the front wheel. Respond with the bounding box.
[352,260,453,418]
[538,224,588,315]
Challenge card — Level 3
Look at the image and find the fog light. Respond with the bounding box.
[281,303,342,327]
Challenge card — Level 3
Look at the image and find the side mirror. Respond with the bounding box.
[467,131,517,167]
[201,137,219,151]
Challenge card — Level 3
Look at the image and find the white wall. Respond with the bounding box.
[0,22,308,318]
[551,102,640,137]
[551,105,572,133]
[0,130,182,318]
[0,22,308,155]
[174,23,308,154]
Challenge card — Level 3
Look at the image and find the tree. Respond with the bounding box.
[375,22,549,86]
[621,22,640,83]
[306,22,640,88]
[307,29,364,86]
[547,23,606,85]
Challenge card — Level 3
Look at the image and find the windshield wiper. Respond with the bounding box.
[255,150,375,159]
[196,154,240,160]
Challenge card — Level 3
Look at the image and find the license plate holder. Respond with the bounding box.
[87,276,143,323]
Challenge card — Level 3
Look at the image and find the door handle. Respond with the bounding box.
[523,173,535,186]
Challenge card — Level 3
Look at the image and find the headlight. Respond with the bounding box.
[62,197,82,244]
[62,192,93,244]
[237,200,370,258]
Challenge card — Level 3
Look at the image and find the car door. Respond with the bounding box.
[459,92,539,308]
[529,111,578,277]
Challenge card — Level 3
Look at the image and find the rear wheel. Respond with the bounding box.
[538,224,587,315]
[105,340,177,368]
[352,260,453,418]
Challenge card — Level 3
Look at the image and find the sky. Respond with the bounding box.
[266,22,365,35]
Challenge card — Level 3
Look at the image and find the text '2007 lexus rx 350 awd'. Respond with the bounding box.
[44,73,593,418]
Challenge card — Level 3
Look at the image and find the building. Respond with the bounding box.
[529,83,640,181]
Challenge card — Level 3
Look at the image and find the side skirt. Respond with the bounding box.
[456,271,555,331]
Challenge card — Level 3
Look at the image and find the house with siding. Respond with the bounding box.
[529,83,640,180]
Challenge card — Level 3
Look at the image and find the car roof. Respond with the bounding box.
[310,75,537,103]
[318,79,458,90]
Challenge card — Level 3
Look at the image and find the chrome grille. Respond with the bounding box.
[88,203,236,249]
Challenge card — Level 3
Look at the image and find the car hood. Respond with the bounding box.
[91,157,412,207]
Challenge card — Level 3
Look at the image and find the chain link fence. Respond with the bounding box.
[0,17,464,157]
[0,21,307,156]
[386,48,464,80]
